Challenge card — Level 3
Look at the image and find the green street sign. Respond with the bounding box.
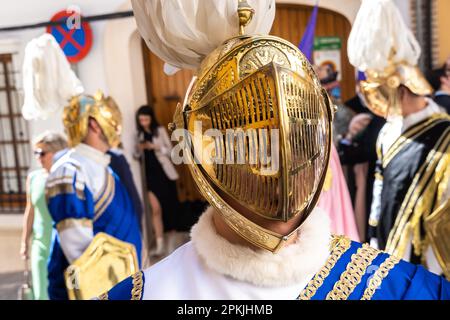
[314,36,342,50]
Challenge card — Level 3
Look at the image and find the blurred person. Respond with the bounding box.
[427,58,450,113]
[135,105,179,257]
[317,144,359,241]
[21,34,141,300]
[338,81,386,241]
[366,85,449,274]
[45,93,142,300]
[107,147,143,230]
[317,62,341,102]
[20,131,67,300]
[317,63,353,146]
[347,0,450,276]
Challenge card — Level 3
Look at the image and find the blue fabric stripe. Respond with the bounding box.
[94,170,109,203]
[106,271,145,300]
[48,188,94,223]
[311,241,361,300]
[347,252,388,300]
[371,259,416,300]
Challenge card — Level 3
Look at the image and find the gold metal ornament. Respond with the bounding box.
[171,3,333,252]
[62,91,123,148]
[360,62,432,118]
[237,0,255,36]
[64,232,139,300]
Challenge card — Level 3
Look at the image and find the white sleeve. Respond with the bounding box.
[369,176,383,227]
[425,246,444,276]
[159,127,173,157]
[57,219,94,263]
[369,238,379,250]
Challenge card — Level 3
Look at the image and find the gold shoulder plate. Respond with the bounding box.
[424,199,450,280]
[64,232,139,300]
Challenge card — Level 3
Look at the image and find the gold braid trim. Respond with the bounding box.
[46,183,85,201]
[94,173,115,222]
[131,271,144,300]
[325,243,380,300]
[385,128,450,258]
[56,218,93,233]
[298,235,352,300]
[97,292,108,300]
[383,115,449,168]
[361,255,400,300]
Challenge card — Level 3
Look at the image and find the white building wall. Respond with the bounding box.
[0,0,127,169]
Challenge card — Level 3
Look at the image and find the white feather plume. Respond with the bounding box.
[131,0,276,73]
[348,0,421,72]
[21,33,84,120]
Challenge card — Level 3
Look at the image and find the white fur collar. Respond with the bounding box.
[191,206,331,287]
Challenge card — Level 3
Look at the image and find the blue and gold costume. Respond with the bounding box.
[103,235,450,300]
[46,143,142,300]
[299,237,450,300]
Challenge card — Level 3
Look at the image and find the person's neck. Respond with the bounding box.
[212,213,257,250]
[82,138,109,153]
[212,211,299,252]
[402,96,428,117]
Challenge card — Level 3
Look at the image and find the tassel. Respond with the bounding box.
[21,33,84,120]
[131,0,276,72]
[348,0,421,72]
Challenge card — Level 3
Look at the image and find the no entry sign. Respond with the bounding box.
[46,10,93,63]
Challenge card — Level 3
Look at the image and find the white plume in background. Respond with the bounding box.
[347,0,422,72]
[21,33,84,120]
[131,0,276,74]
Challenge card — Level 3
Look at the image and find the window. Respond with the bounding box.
[0,53,30,213]
[410,0,438,69]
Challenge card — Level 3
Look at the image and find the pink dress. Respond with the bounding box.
[317,145,360,241]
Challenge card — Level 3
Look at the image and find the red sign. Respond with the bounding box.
[46,10,93,63]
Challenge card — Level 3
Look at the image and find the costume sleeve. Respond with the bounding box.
[133,132,144,160]
[98,271,145,300]
[368,127,385,239]
[158,126,173,157]
[402,266,450,300]
[372,259,450,300]
[108,152,143,220]
[369,161,383,229]
[46,163,94,263]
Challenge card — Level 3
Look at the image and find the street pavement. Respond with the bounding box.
[0,271,23,300]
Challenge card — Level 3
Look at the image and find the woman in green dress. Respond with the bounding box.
[20,132,67,300]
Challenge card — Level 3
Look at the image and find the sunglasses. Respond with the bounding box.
[33,149,48,158]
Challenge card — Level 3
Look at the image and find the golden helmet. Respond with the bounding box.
[170,3,334,252]
[348,0,433,118]
[359,61,432,118]
[63,91,123,148]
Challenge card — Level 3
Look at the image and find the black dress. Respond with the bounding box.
[141,130,180,231]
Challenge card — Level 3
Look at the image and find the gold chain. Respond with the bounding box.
[326,243,380,300]
[361,255,400,300]
[298,236,352,300]
[131,271,143,300]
